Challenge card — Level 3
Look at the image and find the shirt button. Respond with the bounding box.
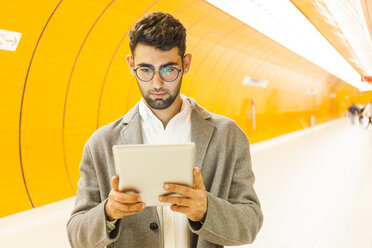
[150,222,158,230]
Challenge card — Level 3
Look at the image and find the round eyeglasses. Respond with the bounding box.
[133,66,182,82]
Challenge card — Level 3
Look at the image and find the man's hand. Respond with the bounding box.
[159,167,207,222]
[105,176,145,221]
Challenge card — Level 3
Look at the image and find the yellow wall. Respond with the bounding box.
[0,0,370,217]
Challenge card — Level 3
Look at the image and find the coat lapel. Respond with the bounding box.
[189,98,215,168]
[120,103,144,145]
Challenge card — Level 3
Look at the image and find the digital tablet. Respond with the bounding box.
[112,143,195,206]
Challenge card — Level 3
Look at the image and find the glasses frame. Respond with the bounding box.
[133,65,183,82]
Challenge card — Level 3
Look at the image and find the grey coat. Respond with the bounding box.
[67,98,263,248]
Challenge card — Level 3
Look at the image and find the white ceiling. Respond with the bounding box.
[206,0,372,91]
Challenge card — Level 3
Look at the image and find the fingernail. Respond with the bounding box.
[159,196,163,201]
[164,184,169,190]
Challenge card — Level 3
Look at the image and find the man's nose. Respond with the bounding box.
[151,70,164,89]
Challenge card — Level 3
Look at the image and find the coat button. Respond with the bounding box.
[150,222,158,230]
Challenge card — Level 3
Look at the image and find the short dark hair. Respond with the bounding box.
[129,12,186,57]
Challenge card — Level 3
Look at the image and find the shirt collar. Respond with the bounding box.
[139,94,191,124]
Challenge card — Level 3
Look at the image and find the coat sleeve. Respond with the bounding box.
[188,124,263,245]
[66,142,122,248]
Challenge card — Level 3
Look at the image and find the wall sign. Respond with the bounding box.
[0,29,22,52]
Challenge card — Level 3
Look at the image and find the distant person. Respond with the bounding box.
[348,103,359,124]
[67,11,263,248]
[363,101,372,129]
[358,103,365,125]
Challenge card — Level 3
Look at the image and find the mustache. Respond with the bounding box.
[150,88,168,93]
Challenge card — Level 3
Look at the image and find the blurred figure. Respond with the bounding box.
[362,101,372,129]
[347,103,359,124]
[358,103,365,125]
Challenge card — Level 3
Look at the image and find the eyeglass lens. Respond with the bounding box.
[136,67,180,82]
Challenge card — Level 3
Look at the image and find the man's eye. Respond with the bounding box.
[140,68,152,73]
[162,67,175,73]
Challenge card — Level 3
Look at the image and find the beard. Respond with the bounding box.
[145,90,177,110]
[137,76,182,110]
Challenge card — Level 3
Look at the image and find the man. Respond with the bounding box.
[363,101,372,129]
[67,12,263,248]
[358,103,365,125]
[348,103,359,125]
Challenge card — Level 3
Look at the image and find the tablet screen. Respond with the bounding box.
[112,143,195,206]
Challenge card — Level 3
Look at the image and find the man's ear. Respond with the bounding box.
[182,53,192,74]
[126,55,136,76]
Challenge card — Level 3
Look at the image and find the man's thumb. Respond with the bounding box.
[110,176,119,191]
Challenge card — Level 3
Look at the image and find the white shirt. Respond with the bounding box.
[139,94,192,248]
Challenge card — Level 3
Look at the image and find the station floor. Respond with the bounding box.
[0,117,371,248]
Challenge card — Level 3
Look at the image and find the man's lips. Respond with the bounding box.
[151,92,166,99]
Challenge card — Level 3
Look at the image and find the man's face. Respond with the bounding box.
[127,44,191,110]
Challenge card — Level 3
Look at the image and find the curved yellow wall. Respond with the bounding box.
[0,0,369,217]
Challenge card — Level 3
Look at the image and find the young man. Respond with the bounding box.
[67,12,263,248]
